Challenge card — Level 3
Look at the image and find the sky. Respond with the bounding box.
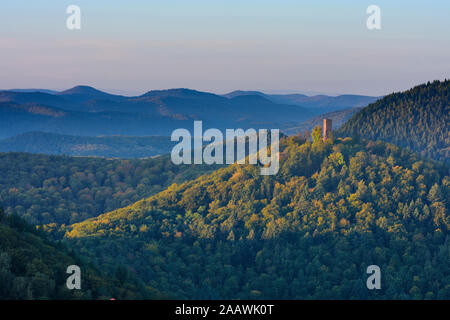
[0,0,449,96]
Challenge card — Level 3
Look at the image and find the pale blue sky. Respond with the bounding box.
[0,0,449,95]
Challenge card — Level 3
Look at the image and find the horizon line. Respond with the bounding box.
[0,85,386,98]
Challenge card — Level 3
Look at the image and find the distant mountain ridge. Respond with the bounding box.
[2,88,59,94]
[58,85,111,95]
[0,86,322,139]
[0,85,379,139]
[56,85,128,103]
[223,90,380,112]
[0,100,191,138]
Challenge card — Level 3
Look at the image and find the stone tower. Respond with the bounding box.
[323,118,332,141]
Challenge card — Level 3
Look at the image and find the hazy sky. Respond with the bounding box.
[1,0,449,96]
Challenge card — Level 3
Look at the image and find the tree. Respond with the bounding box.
[311,126,322,144]
[428,184,444,204]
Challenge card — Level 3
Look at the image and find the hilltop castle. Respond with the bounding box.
[323,118,332,141]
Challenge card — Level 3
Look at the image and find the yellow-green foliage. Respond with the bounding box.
[67,136,449,240]
[64,136,450,299]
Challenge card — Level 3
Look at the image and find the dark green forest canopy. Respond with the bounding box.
[338,80,449,163]
[0,152,218,226]
[0,204,163,299]
[66,136,450,299]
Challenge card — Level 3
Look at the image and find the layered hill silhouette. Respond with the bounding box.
[0,100,188,138]
[0,86,378,139]
[339,80,449,163]
[223,90,379,113]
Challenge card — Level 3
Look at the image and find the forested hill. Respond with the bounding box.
[0,152,218,226]
[0,204,161,299]
[65,136,450,299]
[0,132,174,158]
[338,80,449,163]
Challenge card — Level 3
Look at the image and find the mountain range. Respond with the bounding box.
[0,86,379,140]
[223,90,379,113]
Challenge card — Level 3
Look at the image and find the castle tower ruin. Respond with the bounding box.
[323,118,332,141]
